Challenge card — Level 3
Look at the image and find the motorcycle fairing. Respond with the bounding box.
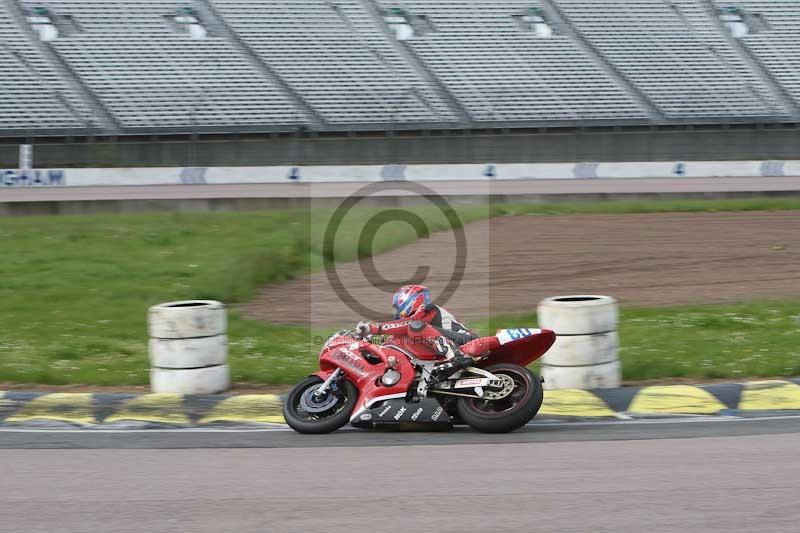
[315,335,418,420]
[350,398,452,430]
[476,329,556,368]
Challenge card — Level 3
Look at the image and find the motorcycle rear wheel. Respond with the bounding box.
[283,375,358,434]
[456,363,543,433]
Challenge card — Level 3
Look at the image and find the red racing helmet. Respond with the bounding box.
[392,284,432,319]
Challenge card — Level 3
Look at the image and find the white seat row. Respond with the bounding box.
[557,0,779,117]
[376,0,647,121]
[212,0,455,124]
[0,2,86,129]
[719,1,800,106]
[15,0,307,128]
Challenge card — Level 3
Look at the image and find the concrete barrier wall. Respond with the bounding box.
[3,190,798,217]
[3,127,800,169]
[2,160,799,187]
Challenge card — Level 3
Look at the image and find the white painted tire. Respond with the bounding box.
[537,295,618,335]
[150,365,231,394]
[541,331,619,367]
[542,360,621,390]
[148,300,226,339]
[149,335,228,369]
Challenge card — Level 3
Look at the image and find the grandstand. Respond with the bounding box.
[2,0,800,137]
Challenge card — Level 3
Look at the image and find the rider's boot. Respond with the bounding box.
[430,353,475,383]
[429,338,476,384]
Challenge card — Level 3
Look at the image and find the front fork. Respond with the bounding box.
[314,368,342,399]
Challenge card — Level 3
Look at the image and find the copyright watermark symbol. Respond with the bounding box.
[318,180,469,322]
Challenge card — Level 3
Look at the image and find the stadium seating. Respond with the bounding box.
[662,0,790,116]
[15,0,306,128]
[0,1,85,129]
[722,0,800,107]
[214,0,456,124]
[2,0,800,134]
[555,0,781,118]
[374,0,649,122]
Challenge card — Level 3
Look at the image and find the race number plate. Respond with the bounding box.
[496,328,541,345]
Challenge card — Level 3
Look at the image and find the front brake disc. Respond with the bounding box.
[299,385,339,413]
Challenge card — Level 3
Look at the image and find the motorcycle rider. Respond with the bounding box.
[355,284,481,383]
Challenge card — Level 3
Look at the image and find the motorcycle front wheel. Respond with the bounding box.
[456,363,543,433]
[283,375,358,434]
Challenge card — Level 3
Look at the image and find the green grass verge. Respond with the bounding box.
[0,206,488,385]
[487,196,800,216]
[480,301,800,381]
[1,196,799,385]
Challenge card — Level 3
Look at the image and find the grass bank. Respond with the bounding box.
[0,206,486,385]
[482,301,800,381]
[1,196,799,385]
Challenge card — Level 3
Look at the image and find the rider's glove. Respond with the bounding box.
[355,321,372,339]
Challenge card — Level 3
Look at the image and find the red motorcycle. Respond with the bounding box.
[283,321,556,433]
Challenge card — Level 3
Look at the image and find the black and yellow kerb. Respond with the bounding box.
[1,380,799,427]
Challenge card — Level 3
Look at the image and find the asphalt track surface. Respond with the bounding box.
[1,415,799,449]
[2,417,800,532]
[3,176,800,201]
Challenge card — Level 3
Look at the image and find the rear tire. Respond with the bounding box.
[457,363,543,433]
[283,376,358,434]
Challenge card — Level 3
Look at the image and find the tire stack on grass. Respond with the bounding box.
[537,295,620,390]
[148,300,230,394]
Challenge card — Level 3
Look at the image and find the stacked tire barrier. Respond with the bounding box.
[537,295,620,390]
[148,300,230,394]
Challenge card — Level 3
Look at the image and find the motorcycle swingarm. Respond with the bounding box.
[351,398,452,431]
[429,367,505,396]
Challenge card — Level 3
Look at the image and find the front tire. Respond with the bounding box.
[283,375,358,434]
[457,363,543,433]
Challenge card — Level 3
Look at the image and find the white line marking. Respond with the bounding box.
[0,415,799,433]
[0,427,295,434]
[530,415,795,427]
